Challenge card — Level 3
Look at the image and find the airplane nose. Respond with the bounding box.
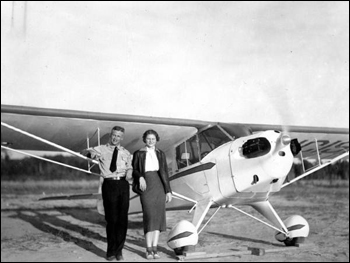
[281,134,291,145]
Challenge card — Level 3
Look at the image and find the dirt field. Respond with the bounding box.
[1,180,349,262]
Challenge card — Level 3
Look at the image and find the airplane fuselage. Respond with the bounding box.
[164,130,294,211]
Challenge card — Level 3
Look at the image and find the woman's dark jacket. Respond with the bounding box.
[132,147,172,194]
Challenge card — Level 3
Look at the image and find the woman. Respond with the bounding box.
[132,129,172,259]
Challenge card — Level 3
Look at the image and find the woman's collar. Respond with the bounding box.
[140,146,159,152]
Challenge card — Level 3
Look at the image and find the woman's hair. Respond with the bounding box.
[142,129,160,143]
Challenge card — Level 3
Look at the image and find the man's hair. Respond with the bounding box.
[111,126,125,133]
[142,129,160,143]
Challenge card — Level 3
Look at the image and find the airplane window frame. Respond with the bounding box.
[175,125,233,170]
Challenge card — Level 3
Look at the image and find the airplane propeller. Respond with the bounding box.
[277,132,301,156]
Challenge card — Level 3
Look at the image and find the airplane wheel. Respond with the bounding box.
[284,237,305,246]
[174,247,185,255]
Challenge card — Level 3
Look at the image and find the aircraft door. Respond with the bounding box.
[174,138,210,195]
[212,143,237,198]
[175,136,200,170]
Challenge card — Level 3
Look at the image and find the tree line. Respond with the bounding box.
[1,153,100,181]
[289,159,349,180]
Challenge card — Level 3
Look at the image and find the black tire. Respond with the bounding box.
[174,247,185,255]
[284,237,305,246]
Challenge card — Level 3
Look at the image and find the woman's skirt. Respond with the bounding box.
[140,171,166,234]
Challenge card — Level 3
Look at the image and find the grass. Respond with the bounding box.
[1,179,100,195]
[298,179,349,188]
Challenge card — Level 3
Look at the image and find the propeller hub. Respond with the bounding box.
[281,134,291,145]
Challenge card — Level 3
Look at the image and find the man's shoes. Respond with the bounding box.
[106,255,116,261]
[153,252,160,259]
[116,254,124,261]
[145,251,153,260]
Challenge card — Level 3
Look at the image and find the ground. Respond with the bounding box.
[1,180,349,262]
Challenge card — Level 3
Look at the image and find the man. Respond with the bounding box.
[81,126,132,261]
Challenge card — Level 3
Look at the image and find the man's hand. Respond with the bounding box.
[80,149,101,160]
[126,170,133,183]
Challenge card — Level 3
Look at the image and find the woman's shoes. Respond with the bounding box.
[153,252,160,259]
[146,251,153,260]
[145,251,161,260]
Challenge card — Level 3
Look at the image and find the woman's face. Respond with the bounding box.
[145,134,157,148]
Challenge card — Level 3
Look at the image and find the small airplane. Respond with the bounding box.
[1,104,349,255]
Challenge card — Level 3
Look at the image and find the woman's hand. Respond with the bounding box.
[166,192,172,203]
[139,177,147,191]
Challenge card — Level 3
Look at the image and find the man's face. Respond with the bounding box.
[110,130,124,146]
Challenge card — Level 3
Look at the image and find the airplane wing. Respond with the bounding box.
[1,104,205,154]
[2,104,348,164]
[3,105,348,155]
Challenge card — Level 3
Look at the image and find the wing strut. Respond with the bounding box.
[192,199,214,230]
[198,206,221,234]
[228,202,289,235]
[1,145,103,177]
[1,121,98,164]
[171,192,198,213]
[282,151,349,189]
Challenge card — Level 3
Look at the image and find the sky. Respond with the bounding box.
[1,1,349,129]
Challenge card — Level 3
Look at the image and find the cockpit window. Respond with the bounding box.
[198,126,232,157]
[175,125,232,169]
